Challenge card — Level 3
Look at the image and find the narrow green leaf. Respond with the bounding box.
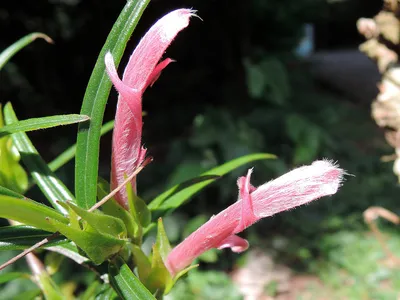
[0,185,24,198]
[48,120,113,172]
[3,103,75,213]
[0,272,29,284]
[148,175,220,211]
[75,0,150,209]
[0,32,52,70]
[149,153,276,212]
[0,225,67,251]
[109,257,155,300]
[0,196,68,232]
[0,114,90,138]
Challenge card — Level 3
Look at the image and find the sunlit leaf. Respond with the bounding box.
[3,103,75,213]
[0,196,68,232]
[0,114,89,138]
[47,217,124,265]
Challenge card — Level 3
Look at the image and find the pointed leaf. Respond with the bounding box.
[109,256,155,300]
[56,201,80,230]
[0,225,67,251]
[47,218,124,265]
[66,202,127,238]
[125,180,143,242]
[146,244,172,295]
[0,32,52,70]
[143,218,173,294]
[149,153,276,213]
[131,193,151,228]
[0,114,90,138]
[75,0,150,209]
[3,103,75,213]
[155,218,171,262]
[48,120,113,172]
[0,196,68,232]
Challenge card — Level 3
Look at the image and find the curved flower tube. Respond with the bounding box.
[105,9,195,208]
[166,160,345,276]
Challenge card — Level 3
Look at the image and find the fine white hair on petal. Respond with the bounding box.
[251,160,345,218]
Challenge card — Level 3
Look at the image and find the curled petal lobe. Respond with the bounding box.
[217,235,249,253]
[235,168,257,232]
[146,58,175,88]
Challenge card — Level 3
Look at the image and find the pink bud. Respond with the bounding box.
[105,9,195,208]
[166,160,345,276]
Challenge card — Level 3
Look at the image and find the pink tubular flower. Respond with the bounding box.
[166,160,345,276]
[105,9,195,208]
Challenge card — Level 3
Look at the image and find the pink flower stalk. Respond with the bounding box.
[166,160,345,276]
[105,9,195,208]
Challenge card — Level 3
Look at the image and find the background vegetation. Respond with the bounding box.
[1,0,400,298]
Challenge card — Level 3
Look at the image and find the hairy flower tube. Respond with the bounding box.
[105,9,195,208]
[166,160,345,276]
